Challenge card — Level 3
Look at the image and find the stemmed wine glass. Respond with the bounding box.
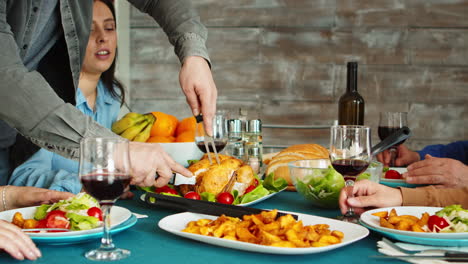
[330,125,371,222]
[79,137,132,261]
[378,112,408,167]
[195,111,228,154]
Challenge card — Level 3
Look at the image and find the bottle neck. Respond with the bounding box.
[347,63,358,92]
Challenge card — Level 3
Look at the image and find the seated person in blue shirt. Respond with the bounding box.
[8,0,124,195]
[377,141,468,188]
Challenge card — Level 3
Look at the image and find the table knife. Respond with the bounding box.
[371,252,468,262]
[144,192,298,220]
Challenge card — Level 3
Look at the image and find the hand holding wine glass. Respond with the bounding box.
[330,125,371,222]
[79,137,131,261]
[378,112,408,167]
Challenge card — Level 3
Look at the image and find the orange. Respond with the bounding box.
[150,111,178,137]
[175,130,195,142]
[176,116,196,136]
[147,135,175,143]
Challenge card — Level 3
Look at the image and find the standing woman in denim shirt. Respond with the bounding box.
[9,0,125,195]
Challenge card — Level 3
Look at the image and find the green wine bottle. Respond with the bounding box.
[338,62,365,125]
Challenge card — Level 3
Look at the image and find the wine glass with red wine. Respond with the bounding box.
[330,125,371,222]
[195,111,228,153]
[378,112,408,167]
[79,137,131,261]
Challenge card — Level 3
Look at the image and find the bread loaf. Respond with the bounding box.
[265,144,329,190]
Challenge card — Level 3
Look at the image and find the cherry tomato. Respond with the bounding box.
[184,191,201,200]
[87,207,103,221]
[217,192,234,204]
[385,170,402,179]
[46,210,70,229]
[245,185,256,194]
[155,185,172,193]
[428,215,450,232]
[155,185,178,195]
[36,219,47,229]
[252,179,259,187]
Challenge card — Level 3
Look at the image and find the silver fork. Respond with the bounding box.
[196,114,220,165]
[206,135,221,165]
[382,237,465,255]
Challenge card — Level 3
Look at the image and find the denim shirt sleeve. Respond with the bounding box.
[417,141,468,165]
[128,0,211,65]
[8,149,82,194]
[0,2,118,160]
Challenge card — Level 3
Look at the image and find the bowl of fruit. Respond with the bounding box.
[112,112,204,167]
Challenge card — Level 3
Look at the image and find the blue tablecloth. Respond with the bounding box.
[0,191,405,264]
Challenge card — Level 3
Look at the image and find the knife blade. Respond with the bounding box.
[144,192,298,220]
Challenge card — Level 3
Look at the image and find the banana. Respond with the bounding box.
[120,120,149,141]
[133,114,157,142]
[144,113,156,124]
[123,112,144,119]
[111,112,146,135]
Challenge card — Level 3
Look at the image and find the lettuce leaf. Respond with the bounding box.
[34,204,51,220]
[66,212,100,231]
[235,185,270,205]
[262,173,288,192]
[200,192,216,202]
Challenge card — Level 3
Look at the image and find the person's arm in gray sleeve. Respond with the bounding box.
[0,3,117,160]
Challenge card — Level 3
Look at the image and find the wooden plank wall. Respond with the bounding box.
[128,0,468,150]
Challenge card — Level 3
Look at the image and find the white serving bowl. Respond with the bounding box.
[159,142,204,167]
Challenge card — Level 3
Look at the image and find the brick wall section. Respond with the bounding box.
[128,0,468,150]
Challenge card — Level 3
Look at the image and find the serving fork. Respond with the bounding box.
[195,114,221,165]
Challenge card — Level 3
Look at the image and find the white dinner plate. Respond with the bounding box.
[140,187,285,207]
[0,206,131,238]
[360,206,468,239]
[158,211,369,254]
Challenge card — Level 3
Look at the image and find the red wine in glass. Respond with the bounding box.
[79,137,131,260]
[196,141,227,153]
[330,125,371,222]
[81,173,131,202]
[378,126,407,146]
[331,159,369,181]
[378,112,408,167]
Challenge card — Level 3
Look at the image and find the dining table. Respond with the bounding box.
[0,190,406,264]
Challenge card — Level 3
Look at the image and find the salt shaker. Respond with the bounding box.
[245,119,263,174]
[226,119,245,161]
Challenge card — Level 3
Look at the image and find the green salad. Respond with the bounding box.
[295,167,345,209]
[436,205,468,233]
[35,193,102,231]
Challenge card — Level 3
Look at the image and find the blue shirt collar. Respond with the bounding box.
[76,80,114,110]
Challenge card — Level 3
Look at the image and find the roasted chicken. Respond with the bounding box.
[187,153,256,196]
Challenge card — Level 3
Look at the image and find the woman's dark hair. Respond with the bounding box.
[98,0,126,106]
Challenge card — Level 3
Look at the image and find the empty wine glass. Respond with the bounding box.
[330,125,371,222]
[79,137,131,261]
[378,112,408,167]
